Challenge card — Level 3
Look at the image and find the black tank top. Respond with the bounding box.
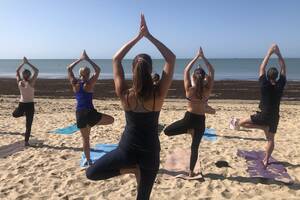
[118,89,160,152]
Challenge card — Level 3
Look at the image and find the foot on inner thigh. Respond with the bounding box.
[120,165,140,184]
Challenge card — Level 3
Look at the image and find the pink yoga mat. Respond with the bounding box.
[161,148,203,180]
[237,150,293,184]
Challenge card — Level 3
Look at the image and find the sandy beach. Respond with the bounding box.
[0,95,299,200]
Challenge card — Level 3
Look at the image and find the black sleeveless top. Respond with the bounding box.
[118,90,160,153]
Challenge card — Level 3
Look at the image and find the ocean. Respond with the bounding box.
[0,58,299,81]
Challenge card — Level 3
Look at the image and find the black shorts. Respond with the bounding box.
[250,112,280,133]
[76,109,102,129]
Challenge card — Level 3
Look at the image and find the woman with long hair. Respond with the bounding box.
[164,47,214,177]
[86,14,176,200]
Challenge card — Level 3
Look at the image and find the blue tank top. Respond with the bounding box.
[75,81,94,111]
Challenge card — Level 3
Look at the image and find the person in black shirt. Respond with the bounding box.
[230,44,287,168]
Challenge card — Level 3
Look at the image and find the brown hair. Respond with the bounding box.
[267,67,279,81]
[22,69,31,79]
[193,68,206,99]
[132,54,153,100]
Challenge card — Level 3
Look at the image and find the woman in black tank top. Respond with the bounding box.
[86,14,176,200]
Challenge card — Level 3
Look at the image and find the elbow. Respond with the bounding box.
[171,53,176,63]
[112,55,121,64]
[168,54,176,65]
[67,66,72,71]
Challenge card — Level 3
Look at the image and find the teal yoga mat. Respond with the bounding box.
[203,128,217,141]
[80,144,118,167]
[49,124,79,135]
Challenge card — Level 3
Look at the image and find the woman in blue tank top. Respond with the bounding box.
[67,50,114,166]
[86,14,176,200]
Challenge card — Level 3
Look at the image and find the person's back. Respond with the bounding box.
[164,47,214,177]
[67,51,114,166]
[230,44,287,169]
[18,80,34,103]
[13,57,39,146]
[75,80,94,111]
[186,86,210,114]
[259,74,286,115]
[120,90,160,153]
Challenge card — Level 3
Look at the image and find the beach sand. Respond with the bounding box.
[0,97,300,200]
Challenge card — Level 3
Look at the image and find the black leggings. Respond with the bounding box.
[164,111,205,172]
[86,147,159,200]
[12,102,35,142]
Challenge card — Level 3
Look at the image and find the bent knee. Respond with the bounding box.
[108,116,115,124]
[12,112,21,118]
[86,168,98,180]
[163,128,172,136]
[104,115,114,124]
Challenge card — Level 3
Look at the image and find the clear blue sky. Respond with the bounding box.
[0,0,299,59]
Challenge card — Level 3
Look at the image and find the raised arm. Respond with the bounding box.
[112,26,143,97]
[200,47,214,89]
[67,57,81,85]
[16,59,25,83]
[142,14,176,98]
[82,51,101,86]
[274,45,286,77]
[24,57,39,86]
[259,44,275,77]
[184,51,199,91]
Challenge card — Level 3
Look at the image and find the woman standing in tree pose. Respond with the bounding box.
[230,44,287,168]
[67,50,114,167]
[164,47,214,177]
[13,57,39,146]
[86,14,176,200]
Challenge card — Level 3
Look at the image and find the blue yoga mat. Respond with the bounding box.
[49,124,79,135]
[80,144,118,167]
[203,128,217,141]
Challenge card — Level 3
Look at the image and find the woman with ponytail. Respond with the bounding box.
[86,14,176,200]
[164,47,215,177]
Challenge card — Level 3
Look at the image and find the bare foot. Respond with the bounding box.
[262,158,269,169]
[120,165,140,185]
[188,170,195,177]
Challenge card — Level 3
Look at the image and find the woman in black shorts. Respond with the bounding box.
[67,50,114,166]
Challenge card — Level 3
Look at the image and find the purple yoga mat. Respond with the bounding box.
[237,150,293,184]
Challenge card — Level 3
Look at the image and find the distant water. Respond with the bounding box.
[0,58,299,81]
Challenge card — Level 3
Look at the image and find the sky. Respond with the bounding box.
[0,0,299,59]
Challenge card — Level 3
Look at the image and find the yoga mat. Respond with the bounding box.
[49,124,79,135]
[203,128,217,141]
[161,148,203,180]
[237,149,293,184]
[0,139,43,158]
[0,140,25,158]
[80,144,118,167]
